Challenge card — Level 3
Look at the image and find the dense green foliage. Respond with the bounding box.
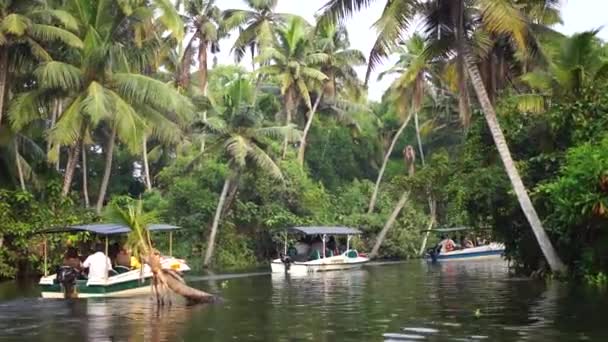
[0,0,607,283]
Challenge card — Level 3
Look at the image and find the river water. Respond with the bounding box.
[0,260,607,341]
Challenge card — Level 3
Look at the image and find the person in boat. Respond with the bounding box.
[439,235,456,253]
[294,237,310,256]
[462,236,475,249]
[115,246,142,270]
[327,236,338,256]
[310,235,324,259]
[82,243,112,281]
[62,246,82,270]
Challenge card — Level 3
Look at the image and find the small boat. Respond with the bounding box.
[428,242,505,261]
[38,223,190,298]
[424,227,505,262]
[270,226,370,275]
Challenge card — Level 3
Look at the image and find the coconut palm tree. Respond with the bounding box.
[180,0,223,94]
[200,75,300,267]
[256,17,328,159]
[519,30,608,113]
[222,0,295,66]
[105,199,217,304]
[314,21,365,99]
[9,0,192,212]
[319,0,567,272]
[368,33,435,213]
[0,0,82,128]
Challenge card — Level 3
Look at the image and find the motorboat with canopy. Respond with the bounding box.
[424,227,505,262]
[270,226,370,275]
[38,223,190,298]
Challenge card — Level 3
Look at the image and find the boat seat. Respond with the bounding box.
[309,250,320,261]
[108,269,118,277]
[114,265,131,274]
[346,250,358,258]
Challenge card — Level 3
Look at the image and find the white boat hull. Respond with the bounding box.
[39,256,190,299]
[271,253,369,276]
[429,243,505,261]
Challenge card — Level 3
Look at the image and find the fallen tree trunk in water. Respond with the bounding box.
[162,269,219,305]
[147,252,220,305]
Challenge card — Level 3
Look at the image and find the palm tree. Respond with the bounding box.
[256,17,328,159]
[314,21,365,99]
[368,33,434,213]
[222,0,294,66]
[180,0,223,94]
[0,0,82,128]
[319,0,567,273]
[200,75,300,267]
[10,0,192,212]
[519,30,608,113]
[105,200,216,304]
[0,128,44,191]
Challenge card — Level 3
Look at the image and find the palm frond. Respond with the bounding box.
[47,96,84,150]
[8,90,46,131]
[516,94,545,114]
[29,24,84,48]
[34,61,83,91]
[81,81,113,126]
[109,90,147,153]
[477,0,527,52]
[254,125,302,142]
[1,13,30,36]
[30,9,80,32]
[225,135,249,169]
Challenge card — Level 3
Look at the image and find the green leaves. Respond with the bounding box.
[0,13,30,36]
[81,81,113,126]
[28,24,84,49]
[34,61,83,91]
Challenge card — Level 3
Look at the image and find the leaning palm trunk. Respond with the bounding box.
[95,125,118,214]
[0,48,8,128]
[14,144,26,191]
[370,192,409,258]
[414,112,425,165]
[142,136,152,191]
[61,142,81,196]
[82,141,89,208]
[203,178,231,267]
[464,53,566,273]
[418,197,437,255]
[297,94,323,165]
[145,252,216,305]
[368,110,415,213]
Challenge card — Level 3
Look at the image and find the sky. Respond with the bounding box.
[212,0,608,101]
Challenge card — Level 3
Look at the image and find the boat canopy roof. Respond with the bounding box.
[288,226,362,236]
[38,223,181,236]
[421,226,493,233]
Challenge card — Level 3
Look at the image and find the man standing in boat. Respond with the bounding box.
[82,243,112,281]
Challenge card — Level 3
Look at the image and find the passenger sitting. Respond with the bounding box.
[439,235,455,253]
[463,236,474,249]
[82,243,112,281]
[294,238,310,256]
[327,236,338,256]
[63,246,82,270]
[310,235,324,256]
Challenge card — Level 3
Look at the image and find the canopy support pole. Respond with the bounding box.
[347,235,351,251]
[105,236,109,281]
[169,231,173,257]
[322,234,326,258]
[284,233,287,255]
[43,237,48,276]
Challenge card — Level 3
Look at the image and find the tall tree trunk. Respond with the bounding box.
[418,197,437,255]
[142,135,152,191]
[61,143,81,196]
[203,178,231,267]
[221,180,239,217]
[297,94,323,165]
[198,41,208,95]
[95,125,117,214]
[282,89,295,159]
[414,112,425,166]
[464,53,566,273]
[368,110,414,213]
[14,144,26,191]
[370,192,409,258]
[0,47,8,128]
[454,0,471,129]
[82,141,89,208]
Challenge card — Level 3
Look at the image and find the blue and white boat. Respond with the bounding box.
[428,242,505,262]
[423,227,505,262]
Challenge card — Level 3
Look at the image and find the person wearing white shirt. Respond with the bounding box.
[82,244,112,281]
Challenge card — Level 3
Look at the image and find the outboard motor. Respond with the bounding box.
[279,253,292,272]
[427,243,442,263]
[56,266,80,298]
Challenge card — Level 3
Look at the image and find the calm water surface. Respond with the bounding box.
[1,260,607,341]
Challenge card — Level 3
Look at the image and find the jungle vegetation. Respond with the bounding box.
[1,0,607,283]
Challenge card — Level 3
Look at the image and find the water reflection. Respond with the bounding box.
[1,261,608,341]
